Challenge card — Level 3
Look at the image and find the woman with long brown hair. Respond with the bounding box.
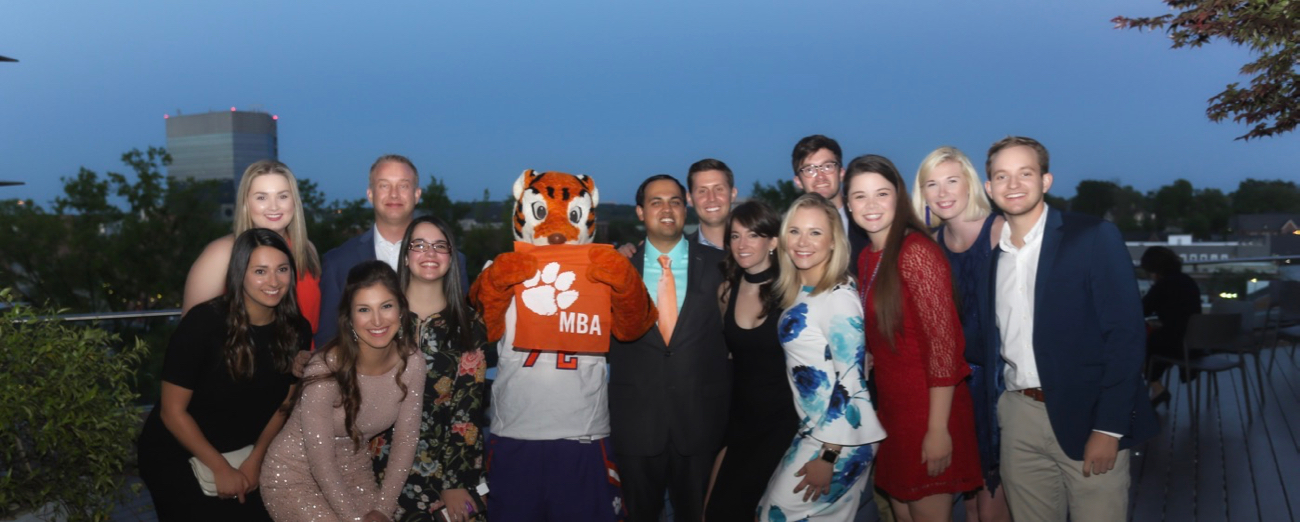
[704,201,799,520]
[260,261,426,522]
[137,229,310,521]
[846,154,981,522]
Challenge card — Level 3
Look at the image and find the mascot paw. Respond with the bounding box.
[487,252,539,291]
[586,246,637,291]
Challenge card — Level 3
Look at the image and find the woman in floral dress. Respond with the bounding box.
[758,194,887,521]
[373,216,489,522]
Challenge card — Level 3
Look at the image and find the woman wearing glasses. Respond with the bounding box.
[371,216,489,522]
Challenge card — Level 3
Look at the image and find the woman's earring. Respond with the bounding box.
[925,206,932,227]
[351,329,359,342]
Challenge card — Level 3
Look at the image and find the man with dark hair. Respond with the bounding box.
[611,174,729,522]
[685,158,736,250]
[979,136,1157,521]
[791,135,870,265]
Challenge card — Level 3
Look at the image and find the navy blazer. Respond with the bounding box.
[316,226,469,347]
[609,239,730,457]
[978,207,1158,460]
[316,228,375,347]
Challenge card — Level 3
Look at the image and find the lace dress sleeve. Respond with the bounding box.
[899,235,969,388]
[376,352,427,518]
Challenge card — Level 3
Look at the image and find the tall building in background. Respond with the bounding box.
[165,109,277,217]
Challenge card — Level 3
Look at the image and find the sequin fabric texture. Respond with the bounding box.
[261,352,427,521]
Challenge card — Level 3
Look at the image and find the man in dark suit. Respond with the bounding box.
[609,174,729,522]
[979,136,1158,521]
[791,135,870,266]
[316,155,468,347]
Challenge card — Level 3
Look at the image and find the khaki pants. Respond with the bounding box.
[998,391,1130,522]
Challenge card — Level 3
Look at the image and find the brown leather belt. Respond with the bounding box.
[1016,388,1046,402]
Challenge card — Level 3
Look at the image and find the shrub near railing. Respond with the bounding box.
[0,289,148,521]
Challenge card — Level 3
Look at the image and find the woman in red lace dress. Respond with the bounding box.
[844,154,982,522]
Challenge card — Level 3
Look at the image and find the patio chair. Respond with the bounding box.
[1148,313,1254,426]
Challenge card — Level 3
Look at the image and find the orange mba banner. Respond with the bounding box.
[511,242,613,353]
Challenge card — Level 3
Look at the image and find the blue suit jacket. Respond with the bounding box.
[977,207,1158,460]
[316,228,375,347]
[316,226,470,347]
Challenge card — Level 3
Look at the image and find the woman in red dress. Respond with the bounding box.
[182,160,321,338]
[844,154,982,522]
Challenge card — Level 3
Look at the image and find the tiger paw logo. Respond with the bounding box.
[521,262,600,335]
[521,262,578,316]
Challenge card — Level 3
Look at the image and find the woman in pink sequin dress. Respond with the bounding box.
[261,261,426,522]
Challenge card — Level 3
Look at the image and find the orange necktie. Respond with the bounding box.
[657,255,677,345]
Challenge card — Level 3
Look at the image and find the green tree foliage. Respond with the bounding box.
[1069,180,1145,231]
[0,148,224,311]
[1230,178,1300,214]
[297,177,369,255]
[1114,1,1300,140]
[749,179,801,212]
[0,288,149,521]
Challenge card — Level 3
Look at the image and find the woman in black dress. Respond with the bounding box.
[704,201,800,521]
[138,229,311,521]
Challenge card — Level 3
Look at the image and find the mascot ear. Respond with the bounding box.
[577,174,599,208]
[513,170,535,201]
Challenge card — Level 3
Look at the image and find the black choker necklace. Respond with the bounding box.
[743,266,777,284]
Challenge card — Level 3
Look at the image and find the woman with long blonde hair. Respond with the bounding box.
[183,160,322,336]
[757,194,885,521]
[911,147,1008,521]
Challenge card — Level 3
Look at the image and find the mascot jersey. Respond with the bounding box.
[492,298,612,440]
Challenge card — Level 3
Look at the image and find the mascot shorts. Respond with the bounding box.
[487,434,626,521]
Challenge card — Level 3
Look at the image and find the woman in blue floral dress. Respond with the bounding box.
[373,216,489,522]
[758,194,887,521]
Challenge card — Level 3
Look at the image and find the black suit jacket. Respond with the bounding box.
[609,239,730,457]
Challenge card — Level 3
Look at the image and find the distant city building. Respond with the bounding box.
[1126,234,1273,274]
[165,109,277,217]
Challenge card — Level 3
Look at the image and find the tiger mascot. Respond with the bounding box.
[470,170,654,521]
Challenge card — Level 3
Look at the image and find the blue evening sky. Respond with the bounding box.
[2,1,1295,209]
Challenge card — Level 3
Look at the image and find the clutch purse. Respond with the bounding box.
[188,445,254,497]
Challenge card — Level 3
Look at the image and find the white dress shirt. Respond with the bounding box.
[372,224,402,271]
[995,206,1049,392]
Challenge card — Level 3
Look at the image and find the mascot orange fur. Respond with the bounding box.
[469,170,653,521]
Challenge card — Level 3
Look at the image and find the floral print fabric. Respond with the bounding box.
[373,312,489,521]
[758,284,886,521]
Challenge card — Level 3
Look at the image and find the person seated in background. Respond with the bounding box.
[1140,245,1202,407]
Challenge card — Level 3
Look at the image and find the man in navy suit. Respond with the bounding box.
[980,136,1158,521]
[316,155,424,346]
[609,174,729,522]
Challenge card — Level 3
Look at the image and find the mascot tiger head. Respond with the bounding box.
[512,170,599,246]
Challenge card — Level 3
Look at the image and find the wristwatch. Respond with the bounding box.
[819,447,840,464]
